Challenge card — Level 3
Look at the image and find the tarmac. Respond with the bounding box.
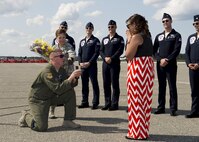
[0,62,198,142]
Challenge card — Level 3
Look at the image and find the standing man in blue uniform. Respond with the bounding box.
[78,22,100,110]
[153,13,182,116]
[100,20,124,111]
[185,15,199,118]
[52,21,76,50]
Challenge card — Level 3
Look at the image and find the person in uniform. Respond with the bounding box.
[18,50,81,132]
[153,13,182,116]
[52,21,76,50]
[49,29,76,119]
[78,22,100,109]
[125,13,154,140]
[100,20,125,111]
[185,15,199,118]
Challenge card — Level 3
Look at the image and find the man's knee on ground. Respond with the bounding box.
[31,120,48,132]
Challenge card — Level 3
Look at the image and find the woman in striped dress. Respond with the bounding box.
[125,14,154,140]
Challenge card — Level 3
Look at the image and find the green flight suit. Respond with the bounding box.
[24,64,78,132]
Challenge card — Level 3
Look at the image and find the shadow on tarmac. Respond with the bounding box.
[149,134,199,142]
[151,108,190,116]
[48,125,127,134]
[76,117,127,124]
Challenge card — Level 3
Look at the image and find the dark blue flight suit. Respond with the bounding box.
[100,33,124,108]
[78,35,100,106]
[52,33,76,50]
[153,29,182,112]
[185,33,199,115]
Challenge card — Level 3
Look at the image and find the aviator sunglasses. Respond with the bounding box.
[162,20,169,23]
[108,25,115,29]
[126,24,130,29]
[61,26,67,29]
[54,54,64,58]
[193,22,199,26]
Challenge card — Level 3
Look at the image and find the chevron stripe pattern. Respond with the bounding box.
[127,56,154,140]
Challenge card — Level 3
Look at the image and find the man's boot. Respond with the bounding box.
[49,106,56,119]
[62,120,81,128]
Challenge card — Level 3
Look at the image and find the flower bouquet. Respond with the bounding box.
[30,39,54,60]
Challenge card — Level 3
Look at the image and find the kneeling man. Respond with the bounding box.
[18,50,81,131]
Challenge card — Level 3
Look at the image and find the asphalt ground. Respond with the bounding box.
[0,62,198,142]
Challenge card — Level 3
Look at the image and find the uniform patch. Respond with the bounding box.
[168,34,175,39]
[112,38,118,42]
[88,40,94,44]
[47,73,53,79]
[158,34,164,41]
[190,36,196,44]
[81,40,85,47]
[104,38,109,45]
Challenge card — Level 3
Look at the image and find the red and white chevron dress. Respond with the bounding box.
[127,56,154,139]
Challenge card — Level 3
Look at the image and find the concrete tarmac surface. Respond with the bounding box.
[0,62,198,142]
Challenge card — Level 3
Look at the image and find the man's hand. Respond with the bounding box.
[79,62,90,68]
[67,69,81,82]
[160,58,168,67]
[189,63,199,70]
[105,57,111,64]
[83,62,90,68]
[188,63,195,70]
[193,64,199,70]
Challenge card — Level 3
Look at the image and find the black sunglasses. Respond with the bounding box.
[108,25,114,29]
[86,27,93,29]
[193,22,199,26]
[54,54,64,58]
[61,26,67,29]
[126,24,130,29]
[162,20,169,23]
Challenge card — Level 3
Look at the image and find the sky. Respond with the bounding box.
[0,0,198,57]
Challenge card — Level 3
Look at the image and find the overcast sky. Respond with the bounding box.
[0,0,198,56]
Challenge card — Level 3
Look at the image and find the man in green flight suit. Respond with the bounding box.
[18,49,81,132]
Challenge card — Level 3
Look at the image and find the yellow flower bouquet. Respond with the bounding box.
[30,39,54,60]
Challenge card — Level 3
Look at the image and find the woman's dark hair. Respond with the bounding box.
[126,14,151,37]
[55,29,66,37]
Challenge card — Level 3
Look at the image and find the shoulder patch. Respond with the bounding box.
[103,38,109,45]
[47,73,53,79]
[81,40,85,47]
[190,36,196,44]
[158,34,164,41]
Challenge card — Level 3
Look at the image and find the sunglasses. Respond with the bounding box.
[86,27,93,29]
[61,26,67,29]
[162,20,169,23]
[126,24,130,29]
[193,22,199,26]
[54,54,64,58]
[108,25,114,29]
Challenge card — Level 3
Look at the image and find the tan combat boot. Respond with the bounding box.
[62,120,81,128]
[18,110,28,127]
[49,106,56,119]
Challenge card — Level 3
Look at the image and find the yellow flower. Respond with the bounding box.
[30,39,54,60]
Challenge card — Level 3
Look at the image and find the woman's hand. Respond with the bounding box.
[126,30,132,43]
